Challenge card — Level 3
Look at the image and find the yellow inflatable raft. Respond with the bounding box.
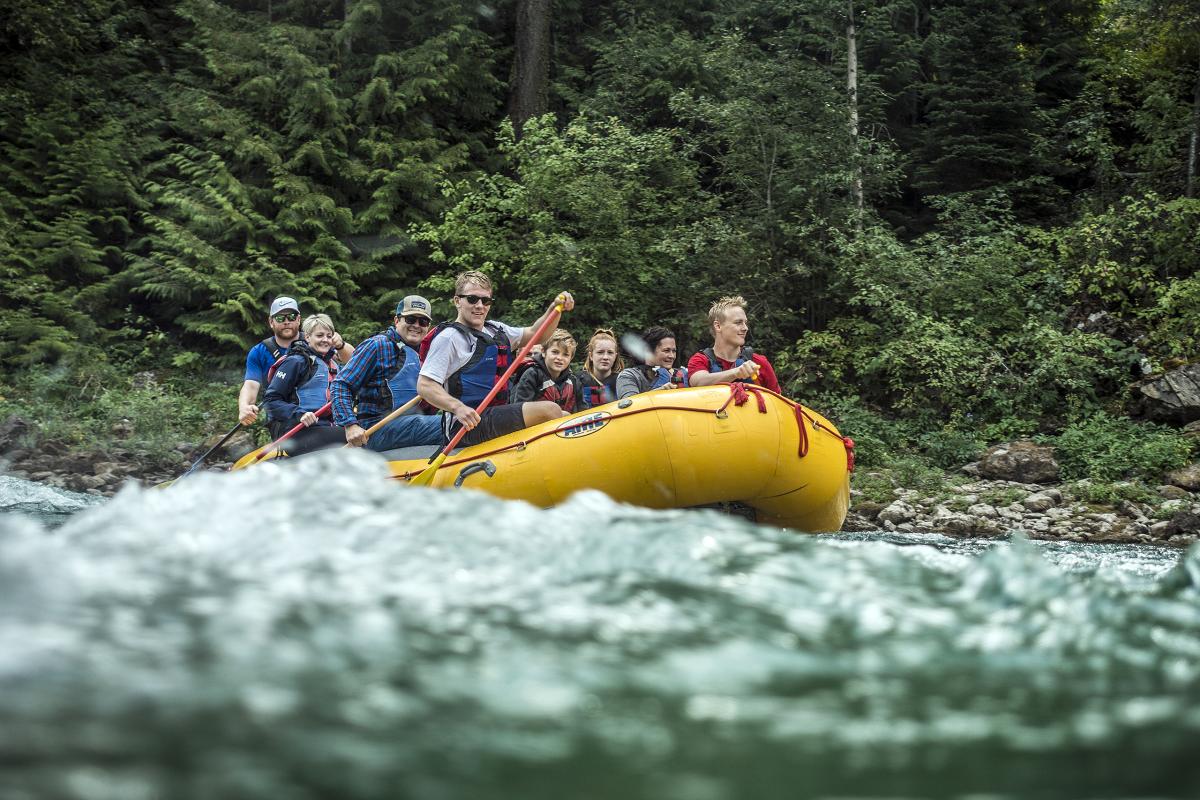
[385,384,852,532]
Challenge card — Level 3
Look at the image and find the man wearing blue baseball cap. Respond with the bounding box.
[330,295,443,451]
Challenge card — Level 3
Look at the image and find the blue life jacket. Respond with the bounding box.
[386,342,422,409]
[422,321,512,407]
[295,357,333,412]
[702,346,756,384]
[649,366,688,390]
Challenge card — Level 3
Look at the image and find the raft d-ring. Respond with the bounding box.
[617,398,633,409]
[454,460,496,487]
[715,409,729,420]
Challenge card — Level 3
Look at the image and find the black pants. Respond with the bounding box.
[269,422,346,457]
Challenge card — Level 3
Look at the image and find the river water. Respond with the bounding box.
[1,453,1198,799]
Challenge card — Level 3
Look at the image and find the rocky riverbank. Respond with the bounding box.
[0,414,255,493]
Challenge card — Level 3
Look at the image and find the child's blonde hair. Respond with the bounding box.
[583,328,625,375]
[707,295,747,332]
[545,328,577,357]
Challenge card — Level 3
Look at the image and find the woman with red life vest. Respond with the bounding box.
[416,270,574,446]
[615,326,689,399]
[261,314,348,456]
[511,329,584,412]
[577,328,624,408]
[686,295,781,393]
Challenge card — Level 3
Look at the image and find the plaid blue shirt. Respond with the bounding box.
[331,328,413,427]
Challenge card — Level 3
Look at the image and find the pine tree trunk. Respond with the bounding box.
[847,0,863,229]
[1188,53,1199,198]
[510,0,552,137]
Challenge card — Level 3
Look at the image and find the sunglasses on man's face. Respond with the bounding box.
[400,315,430,326]
[457,294,493,306]
[272,311,299,323]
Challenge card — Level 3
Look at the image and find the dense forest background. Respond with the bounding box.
[2,0,1199,473]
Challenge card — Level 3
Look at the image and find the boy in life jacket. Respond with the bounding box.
[331,295,444,451]
[511,329,584,412]
[417,270,575,447]
[615,326,689,399]
[262,314,347,456]
[238,295,352,425]
[686,295,781,394]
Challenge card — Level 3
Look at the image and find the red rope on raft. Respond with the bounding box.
[394,383,845,480]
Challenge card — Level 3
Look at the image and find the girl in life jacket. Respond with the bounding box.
[262,314,347,457]
[511,329,584,412]
[577,328,625,408]
[615,325,689,399]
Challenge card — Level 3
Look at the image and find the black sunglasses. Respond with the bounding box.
[456,294,493,306]
[400,315,430,326]
[272,311,299,322]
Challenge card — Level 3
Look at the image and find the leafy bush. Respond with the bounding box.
[1064,480,1161,507]
[0,361,236,467]
[1049,412,1195,482]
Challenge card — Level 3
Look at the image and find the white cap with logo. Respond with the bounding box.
[269,296,300,316]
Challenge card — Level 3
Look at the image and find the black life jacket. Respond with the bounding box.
[516,354,582,413]
[419,320,512,406]
[578,370,617,408]
[702,345,757,384]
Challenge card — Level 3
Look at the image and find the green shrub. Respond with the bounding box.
[1064,480,1160,507]
[1049,412,1195,482]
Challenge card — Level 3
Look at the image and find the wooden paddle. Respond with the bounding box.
[408,303,564,487]
[342,395,422,448]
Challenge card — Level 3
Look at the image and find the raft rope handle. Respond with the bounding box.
[394,384,843,480]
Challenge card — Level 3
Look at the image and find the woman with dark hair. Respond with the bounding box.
[615,326,689,399]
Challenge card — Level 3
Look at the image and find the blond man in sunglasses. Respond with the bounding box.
[238,296,352,425]
[418,270,574,446]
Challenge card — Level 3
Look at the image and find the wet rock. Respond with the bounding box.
[976,441,1060,484]
[878,501,917,525]
[0,415,32,451]
[1164,510,1200,539]
[1158,484,1192,501]
[1165,463,1200,492]
[223,431,257,460]
[1133,364,1200,424]
[853,501,885,520]
[1022,492,1058,512]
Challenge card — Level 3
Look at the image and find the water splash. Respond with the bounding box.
[1,451,1198,798]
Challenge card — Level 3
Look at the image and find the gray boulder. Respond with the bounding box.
[1165,463,1200,492]
[976,440,1061,484]
[878,501,917,525]
[1022,492,1058,512]
[1133,363,1200,424]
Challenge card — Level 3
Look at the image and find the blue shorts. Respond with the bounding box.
[366,414,444,451]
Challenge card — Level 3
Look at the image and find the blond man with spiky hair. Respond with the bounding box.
[686,295,781,393]
[418,270,575,446]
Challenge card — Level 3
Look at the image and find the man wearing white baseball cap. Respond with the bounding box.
[237,295,352,425]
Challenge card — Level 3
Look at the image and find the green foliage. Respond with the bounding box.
[1049,412,1196,482]
[0,362,233,469]
[785,202,1132,422]
[414,114,727,337]
[1064,479,1161,507]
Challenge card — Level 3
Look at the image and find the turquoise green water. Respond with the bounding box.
[1,455,1198,799]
